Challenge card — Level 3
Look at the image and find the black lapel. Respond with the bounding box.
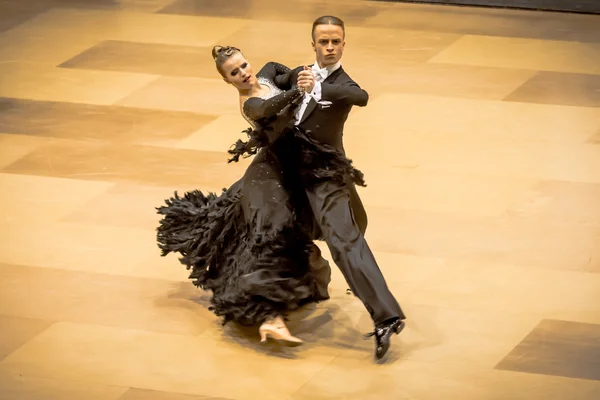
[299,99,318,124]
[325,67,344,82]
[299,67,344,124]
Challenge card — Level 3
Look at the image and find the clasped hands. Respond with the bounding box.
[297,66,315,93]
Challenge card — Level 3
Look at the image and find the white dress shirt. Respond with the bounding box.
[294,61,341,125]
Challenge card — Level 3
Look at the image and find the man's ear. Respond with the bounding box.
[311,41,316,52]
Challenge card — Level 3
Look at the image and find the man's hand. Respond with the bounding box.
[297,65,315,93]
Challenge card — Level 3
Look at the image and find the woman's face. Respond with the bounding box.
[221,52,256,90]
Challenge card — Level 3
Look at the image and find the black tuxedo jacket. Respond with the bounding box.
[274,65,368,151]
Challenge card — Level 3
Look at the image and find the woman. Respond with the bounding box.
[156,46,364,345]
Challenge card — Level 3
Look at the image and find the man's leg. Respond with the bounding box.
[285,176,333,302]
[348,183,367,235]
[307,242,331,301]
[305,180,405,325]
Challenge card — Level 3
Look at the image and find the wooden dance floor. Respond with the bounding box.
[1,0,600,399]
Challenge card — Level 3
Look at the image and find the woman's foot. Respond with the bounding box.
[259,316,303,346]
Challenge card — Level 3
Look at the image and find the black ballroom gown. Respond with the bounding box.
[156,62,365,326]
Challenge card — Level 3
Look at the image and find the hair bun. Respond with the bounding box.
[212,45,241,61]
[211,45,224,60]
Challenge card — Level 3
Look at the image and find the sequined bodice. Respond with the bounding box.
[242,76,284,128]
[257,76,285,99]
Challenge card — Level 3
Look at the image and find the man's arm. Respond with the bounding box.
[320,79,369,107]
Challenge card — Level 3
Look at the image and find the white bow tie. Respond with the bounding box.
[312,65,328,82]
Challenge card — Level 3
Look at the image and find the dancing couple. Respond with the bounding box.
[157,16,406,361]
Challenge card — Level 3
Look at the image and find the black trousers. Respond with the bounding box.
[306,180,405,325]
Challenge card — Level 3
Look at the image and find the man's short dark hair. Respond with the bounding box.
[311,15,345,40]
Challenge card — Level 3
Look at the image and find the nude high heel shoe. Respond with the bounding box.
[259,316,303,346]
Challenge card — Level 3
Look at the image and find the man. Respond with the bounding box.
[274,15,406,361]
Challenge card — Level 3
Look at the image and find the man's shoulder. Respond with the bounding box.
[330,66,352,81]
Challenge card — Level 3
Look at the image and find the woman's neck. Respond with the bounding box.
[239,80,263,97]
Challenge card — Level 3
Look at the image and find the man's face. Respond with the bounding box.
[312,24,345,67]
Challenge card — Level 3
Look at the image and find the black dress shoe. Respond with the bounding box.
[365,318,405,361]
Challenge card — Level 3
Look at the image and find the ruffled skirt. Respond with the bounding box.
[156,126,364,326]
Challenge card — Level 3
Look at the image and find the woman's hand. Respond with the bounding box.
[297,66,315,93]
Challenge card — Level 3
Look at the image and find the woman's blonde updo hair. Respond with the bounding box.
[212,45,242,78]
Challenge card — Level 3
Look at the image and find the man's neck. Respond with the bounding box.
[315,60,341,70]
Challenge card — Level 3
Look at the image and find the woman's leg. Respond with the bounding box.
[240,150,311,343]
